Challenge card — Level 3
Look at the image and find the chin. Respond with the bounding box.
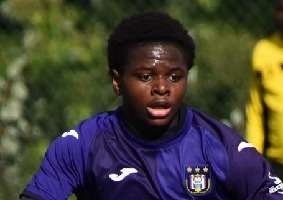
[145,118,172,128]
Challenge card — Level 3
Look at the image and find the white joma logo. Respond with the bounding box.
[238,141,255,152]
[109,168,138,182]
[61,130,79,139]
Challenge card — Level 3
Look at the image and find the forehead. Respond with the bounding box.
[126,41,187,63]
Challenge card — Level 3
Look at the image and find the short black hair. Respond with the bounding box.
[107,12,195,73]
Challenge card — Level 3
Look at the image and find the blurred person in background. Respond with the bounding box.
[246,0,283,179]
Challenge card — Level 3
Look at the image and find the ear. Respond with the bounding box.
[111,69,121,96]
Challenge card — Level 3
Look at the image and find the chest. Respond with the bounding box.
[86,131,231,200]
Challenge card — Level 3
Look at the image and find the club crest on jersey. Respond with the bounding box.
[185,166,211,195]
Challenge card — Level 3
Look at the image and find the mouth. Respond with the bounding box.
[146,101,172,118]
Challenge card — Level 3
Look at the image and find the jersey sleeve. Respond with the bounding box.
[245,41,265,153]
[226,135,283,199]
[20,125,92,200]
[192,109,283,199]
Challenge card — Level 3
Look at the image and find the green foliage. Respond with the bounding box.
[0,31,22,76]
[186,22,254,128]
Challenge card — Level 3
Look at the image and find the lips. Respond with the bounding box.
[146,100,172,118]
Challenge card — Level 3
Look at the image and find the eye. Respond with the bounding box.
[140,73,153,82]
[168,73,181,82]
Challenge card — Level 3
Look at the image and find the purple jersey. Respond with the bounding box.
[20,107,283,199]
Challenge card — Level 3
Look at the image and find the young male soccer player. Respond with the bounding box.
[20,12,283,200]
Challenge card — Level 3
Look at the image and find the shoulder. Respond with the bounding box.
[75,109,118,140]
[20,110,120,199]
[189,108,260,165]
[48,109,119,165]
[189,108,259,170]
[189,108,246,159]
[189,108,242,146]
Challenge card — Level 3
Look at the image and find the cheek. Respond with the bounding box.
[130,82,149,94]
[123,81,150,102]
[173,81,187,99]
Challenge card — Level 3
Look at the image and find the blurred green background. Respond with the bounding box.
[0,0,276,199]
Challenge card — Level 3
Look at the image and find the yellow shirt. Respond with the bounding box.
[246,32,283,164]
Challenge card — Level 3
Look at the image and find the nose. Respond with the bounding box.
[151,77,170,96]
